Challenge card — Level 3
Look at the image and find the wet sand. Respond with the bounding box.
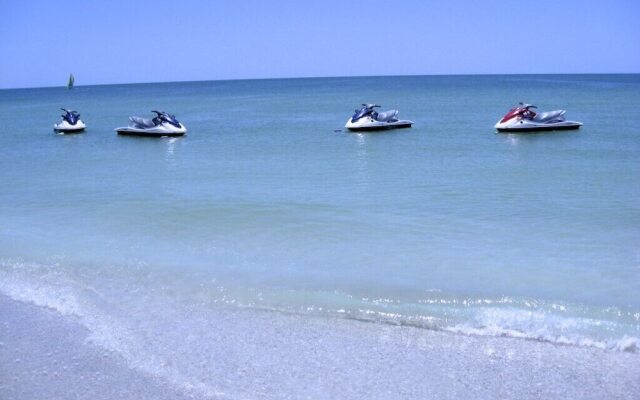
[1,294,639,399]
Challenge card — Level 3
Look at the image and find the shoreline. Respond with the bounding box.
[0,294,193,400]
[1,294,639,399]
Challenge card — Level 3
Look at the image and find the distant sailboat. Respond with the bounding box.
[67,73,74,90]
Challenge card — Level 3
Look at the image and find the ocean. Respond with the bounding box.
[1,74,639,399]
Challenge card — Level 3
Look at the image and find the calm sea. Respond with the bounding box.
[1,74,639,397]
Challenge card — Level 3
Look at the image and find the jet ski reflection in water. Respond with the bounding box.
[54,108,86,133]
[115,110,187,137]
[345,104,414,132]
[495,103,582,132]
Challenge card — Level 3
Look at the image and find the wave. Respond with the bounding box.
[322,306,640,353]
[0,260,232,399]
[2,259,637,356]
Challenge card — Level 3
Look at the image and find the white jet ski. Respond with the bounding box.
[54,108,86,133]
[115,110,187,137]
[495,103,582,132]
[345,104,413,132]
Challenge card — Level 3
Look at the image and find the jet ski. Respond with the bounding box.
[495,103,582,132]
[54,108,86,133]
[115,110,187,137]
[345,104,414,132]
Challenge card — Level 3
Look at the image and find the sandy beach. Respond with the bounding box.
[2,294,638,399]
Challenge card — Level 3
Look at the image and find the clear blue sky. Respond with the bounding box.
[1,0,639,88]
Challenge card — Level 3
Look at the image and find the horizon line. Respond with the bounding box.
[2,71,639,91]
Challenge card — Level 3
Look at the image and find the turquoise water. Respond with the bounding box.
[1,75,639,396]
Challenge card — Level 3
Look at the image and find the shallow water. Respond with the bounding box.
[0,74,639,397]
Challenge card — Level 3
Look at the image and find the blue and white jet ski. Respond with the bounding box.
[345,104,413,132]
[54,108,86,133]
[115,110,187,137]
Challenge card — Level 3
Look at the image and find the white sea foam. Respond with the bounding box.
[0,261,229,399]
[1,259,640,400]
[1,259,638,358]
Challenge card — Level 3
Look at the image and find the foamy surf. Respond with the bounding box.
[1,260,638,358]
[1,265,640,400]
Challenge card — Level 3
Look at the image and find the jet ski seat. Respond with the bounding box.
[533,110,565,122]
[375,109,399,122]
[129,116,158,128]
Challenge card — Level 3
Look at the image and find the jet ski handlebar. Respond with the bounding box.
[60,108,79,116]
[518,103,537,109]
[148,110,181,128]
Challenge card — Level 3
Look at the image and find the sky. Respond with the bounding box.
[0,0,639,89]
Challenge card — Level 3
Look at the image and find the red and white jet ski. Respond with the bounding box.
[495,103,582,132]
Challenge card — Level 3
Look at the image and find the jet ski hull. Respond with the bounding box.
[54,121,86,134]
[345,119,413,132]
[115,120,187,137]
[495,122,582,133]
[54,127,85,134]
[116,128,185,137]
